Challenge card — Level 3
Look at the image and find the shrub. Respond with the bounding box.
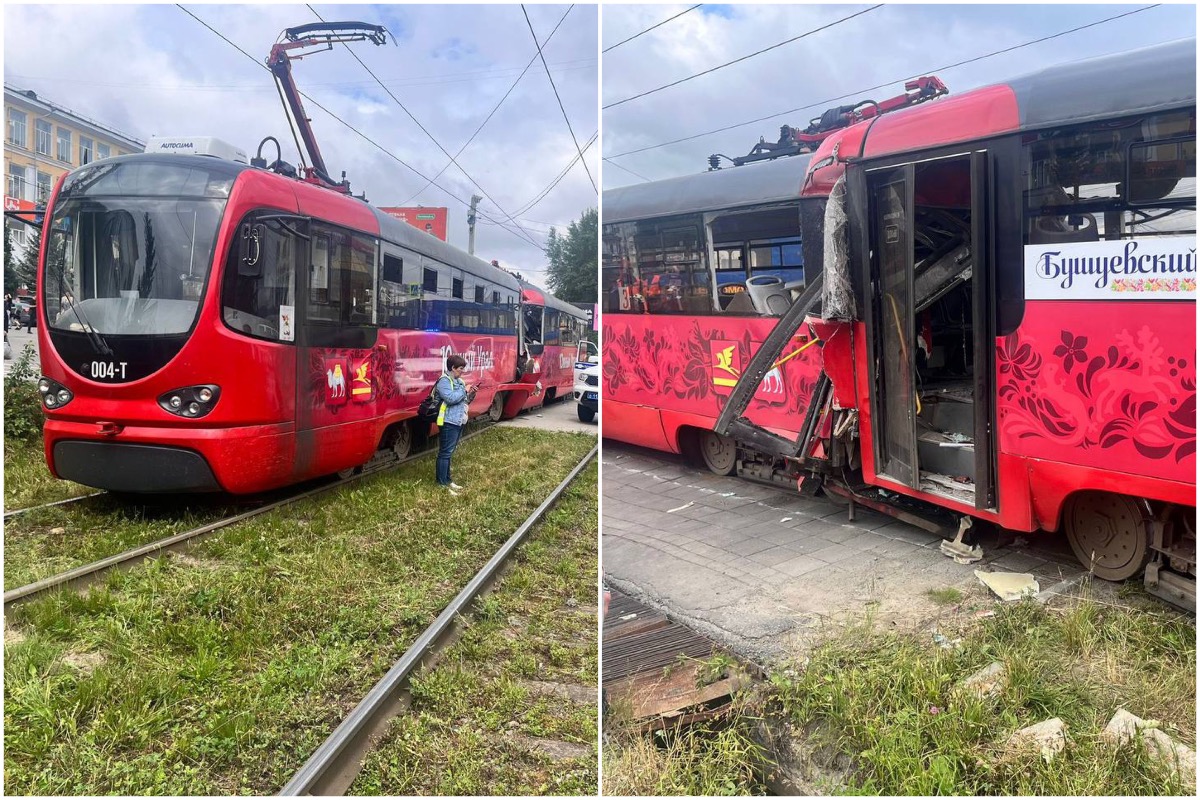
[5,344,44,442]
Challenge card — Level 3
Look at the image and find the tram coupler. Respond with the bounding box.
[1144,561,1196,613]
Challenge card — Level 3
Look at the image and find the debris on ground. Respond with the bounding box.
[1101,709,1196,790]
[1005,717,1067,763]
[974,570,1039,601]
[940,517,982,563]
[931,632,962,650]
[955,661,1006,700]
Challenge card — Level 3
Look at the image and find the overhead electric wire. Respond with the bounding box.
[603,4,882,110]
[511,130,597,217]
[175,4,545,250]
[602,157,652,184]
[402,4,577,205]
[602,4,702,53]
[8,61,595,91]
[521,4,597,193]
[306,5,541,250]
[605,3,1165,160]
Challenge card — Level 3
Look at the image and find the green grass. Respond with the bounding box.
[602,712,768,796]
[4,429,595,795]
[350,460,598,795]
[770,594,1195,795]
[3,436,94,511]
[926,586,965,606]
[3,493,250,590]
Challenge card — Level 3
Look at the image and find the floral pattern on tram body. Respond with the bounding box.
[996,304,1195,485]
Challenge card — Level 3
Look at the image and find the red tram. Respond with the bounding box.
[602,39,1196,604]
[30,148,561,494]
[503,280,591,417]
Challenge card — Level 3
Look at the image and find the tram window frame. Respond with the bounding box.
[306,223,378,327]
[603,217,711,315]
[1024,108,1196,245]
[379,249,422,330]
[422,266,439,294]
[475,285,485,303]
[452,276,464,299]
[221,211,300,344]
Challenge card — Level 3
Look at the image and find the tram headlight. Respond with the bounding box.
[37,376,72,409]
[158,385,221,419]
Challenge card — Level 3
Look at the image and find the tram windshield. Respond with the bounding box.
[42,159,232,337]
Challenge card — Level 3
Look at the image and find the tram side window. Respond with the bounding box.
[379,251,421,330]
[222,214,298,342]
[1025,108,1196,245]
[544,308,560,345]
[308,227,377,325]
[523,304,543,346]
[601,218,710,314]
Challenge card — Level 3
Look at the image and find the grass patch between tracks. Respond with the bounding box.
[4,428,595,795]
[350,460,598,795]
[771,592,1195,795]
[3,436,94,512]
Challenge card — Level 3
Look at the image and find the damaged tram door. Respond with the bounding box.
[855,152,996,511]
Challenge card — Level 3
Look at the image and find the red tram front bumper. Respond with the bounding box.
[44,420,296,494]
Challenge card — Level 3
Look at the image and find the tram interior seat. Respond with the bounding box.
[1028,213,1099,244]
[745,275,793,316]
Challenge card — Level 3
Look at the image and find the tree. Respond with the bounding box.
[14,228,40,294]
[3,225,15,296]
[544,207,596,304]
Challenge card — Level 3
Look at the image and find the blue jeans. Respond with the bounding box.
[436,423,463,485]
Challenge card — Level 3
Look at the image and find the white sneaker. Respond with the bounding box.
[445,486,460,496]
[449,482,465,491]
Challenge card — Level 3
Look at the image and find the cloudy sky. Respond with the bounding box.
[4,3,598,287]
[602,3,1197,188]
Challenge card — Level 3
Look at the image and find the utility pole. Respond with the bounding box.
[467,194,482,255]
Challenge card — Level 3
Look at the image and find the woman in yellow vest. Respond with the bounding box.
[435,354,477,495]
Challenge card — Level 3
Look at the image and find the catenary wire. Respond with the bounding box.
[602,4,702,54]
[511,130,597,217]
[603,4,882,110]
[521,4,597,193]
[402,4,577,205]
[174,4,545,250]
[306,5,541,250]
[602,157,652,183]
[605,4,1164,161]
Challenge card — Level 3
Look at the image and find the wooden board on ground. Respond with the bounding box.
[604,590,742,730]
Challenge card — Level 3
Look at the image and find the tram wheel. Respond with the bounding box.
[488,392,506,422]
[391,422,413,460]
[1063,492,1152,581]
[699,430,737,476]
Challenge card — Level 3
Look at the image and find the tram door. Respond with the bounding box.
[857,153,996,509]
[867,165,920,488]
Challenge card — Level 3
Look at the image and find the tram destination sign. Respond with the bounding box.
[1025,236,1196,300]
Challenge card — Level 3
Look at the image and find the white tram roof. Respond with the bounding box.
[604,153,812,225]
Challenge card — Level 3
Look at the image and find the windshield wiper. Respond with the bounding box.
[46,237,113,357]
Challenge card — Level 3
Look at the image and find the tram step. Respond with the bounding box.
[917,430,975,479]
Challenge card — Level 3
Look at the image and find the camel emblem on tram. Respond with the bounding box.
[327,364,347,399]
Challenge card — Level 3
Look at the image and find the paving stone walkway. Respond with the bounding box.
[602,442,1084,664]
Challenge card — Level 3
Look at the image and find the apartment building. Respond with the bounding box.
[4,84,144,260]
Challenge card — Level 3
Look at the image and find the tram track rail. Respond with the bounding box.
[4,491,107,520]
[279,444,597,796]
[3,423,497,610]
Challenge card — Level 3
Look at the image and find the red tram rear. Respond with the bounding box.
[33,149,536,494]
